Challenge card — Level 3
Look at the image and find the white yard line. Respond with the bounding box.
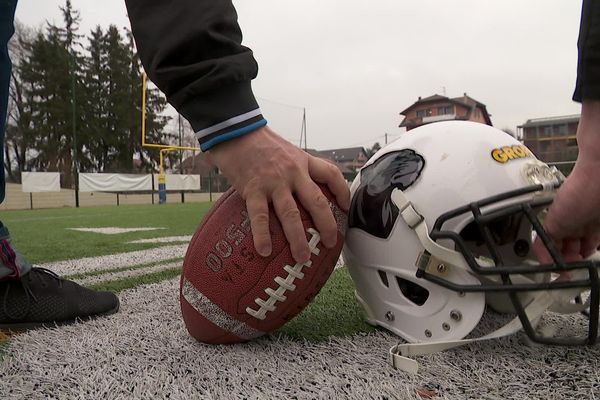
[68,227,165,234]
[1,278,598,399]
[40,245,188,277]
[41,239,342,279]
[74,261,182,286]
[128,236,192,244]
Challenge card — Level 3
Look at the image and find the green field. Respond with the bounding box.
[3,203,212,263]
[1,203,375,341]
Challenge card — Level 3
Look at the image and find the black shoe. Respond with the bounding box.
[0,268,120,331]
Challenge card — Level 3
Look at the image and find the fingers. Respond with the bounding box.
[295,179,338,249]
[540,211,600,262]
[534,233,597,266]
[532,236,554,265]
[561,238,583,263]
[222,135,350,263]
[308,156,351,211]
[581,233,600,259]
[533,234,583,264]
[245,192,272,258]
[272,188,310,263]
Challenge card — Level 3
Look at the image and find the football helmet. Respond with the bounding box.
[343,121,599,372]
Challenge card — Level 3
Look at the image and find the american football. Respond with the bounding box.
[180,186,347,344]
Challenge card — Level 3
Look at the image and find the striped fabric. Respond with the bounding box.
[195,108,267,151]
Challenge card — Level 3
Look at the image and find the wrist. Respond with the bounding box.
[576,100,600,163]
[205,126,270,167]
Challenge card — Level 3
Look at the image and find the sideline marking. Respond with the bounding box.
[68,227,165,235]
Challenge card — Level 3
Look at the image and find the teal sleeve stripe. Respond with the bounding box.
[199,119,267,151]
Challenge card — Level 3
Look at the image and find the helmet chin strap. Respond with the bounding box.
[389,290,554,374]
[391,189,470,271]
[388,189,593,374]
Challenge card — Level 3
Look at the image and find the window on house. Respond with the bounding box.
[524,128,537,139]
[559,124,568,135]
[543,126,553,136]
[416,110,426,118]
[539,141,550,152]
[438,106,453,115]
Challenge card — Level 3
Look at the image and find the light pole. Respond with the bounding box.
[70,49,79,208]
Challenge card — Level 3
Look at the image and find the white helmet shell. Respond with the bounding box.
[344,121,556,343]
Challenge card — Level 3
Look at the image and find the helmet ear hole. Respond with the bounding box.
[396,277,429,306]
[513,239,530,257]
[378,270,389,287]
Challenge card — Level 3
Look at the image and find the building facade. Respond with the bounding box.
[399,93,493,131]
[517,114,579,174]
[318,147,369,172]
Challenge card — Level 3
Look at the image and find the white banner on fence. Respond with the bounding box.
[22,172,61,193]
[153,174,201,191]
[79,173,153,192]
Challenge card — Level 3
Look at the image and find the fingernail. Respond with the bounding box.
[258,245,272,257]
[340,198,351,212]
[295,250,310,264]
[324,236,337,249]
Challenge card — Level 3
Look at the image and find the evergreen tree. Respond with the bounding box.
[366,142,381,158]
[81,25,169,173]
[126,27,171,173]
[16,0,85,187]
[81,26,109,172]
[101,25,131,172]
[21,29,71,176]
[6,0,171,181]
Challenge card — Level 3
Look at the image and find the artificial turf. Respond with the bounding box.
[0,202,374,347]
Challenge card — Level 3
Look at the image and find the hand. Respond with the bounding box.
[206,126,351,263]
[534,160,600,264]
[534,100,600,264]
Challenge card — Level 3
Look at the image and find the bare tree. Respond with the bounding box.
[5,21,37,183]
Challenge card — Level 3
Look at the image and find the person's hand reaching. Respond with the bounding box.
[534,100,600,264]
[206,126,351,264]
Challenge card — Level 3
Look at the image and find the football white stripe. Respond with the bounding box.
[181,279,264,340]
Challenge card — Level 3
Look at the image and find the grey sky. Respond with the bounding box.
[15,0,582,150]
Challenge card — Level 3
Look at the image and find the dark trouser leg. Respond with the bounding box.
[0,0,29,280]
[0,0,18,204]
[0,0,119,327]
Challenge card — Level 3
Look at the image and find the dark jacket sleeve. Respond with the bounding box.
[573,0,600,102]
[125,0,267,151]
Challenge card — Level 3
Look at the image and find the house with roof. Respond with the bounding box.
[318,147,369,173]
[178,152,226,192]
[178,148,359,189]
[305,148,356,181]
[399,93,493,131]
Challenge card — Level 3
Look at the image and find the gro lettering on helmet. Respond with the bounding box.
[491,145,533,164]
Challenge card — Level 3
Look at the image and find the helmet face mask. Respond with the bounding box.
[343,121,600,349]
